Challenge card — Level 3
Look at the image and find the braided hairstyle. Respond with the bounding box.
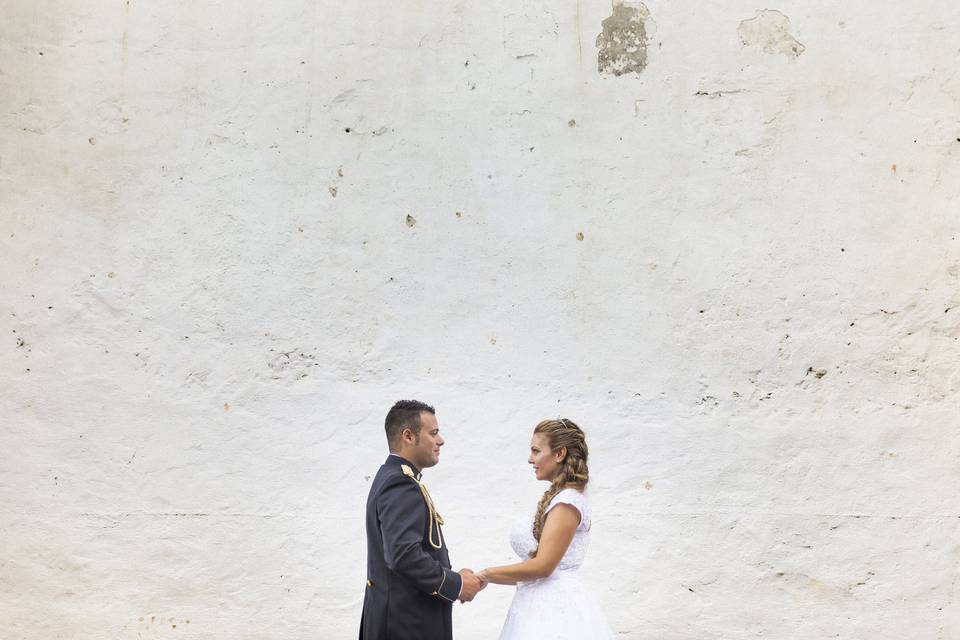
[530,418,589,555]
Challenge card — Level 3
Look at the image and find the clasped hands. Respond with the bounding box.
[457,568,489,603]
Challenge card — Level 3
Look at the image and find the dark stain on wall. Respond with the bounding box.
[596,1,650,76]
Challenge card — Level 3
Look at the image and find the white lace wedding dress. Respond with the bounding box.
[498,488,614,640]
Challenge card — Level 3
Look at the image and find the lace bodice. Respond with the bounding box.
[499,489,612,638]
[509,488,591,571]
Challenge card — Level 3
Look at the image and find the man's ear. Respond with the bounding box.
[401,427,415,444]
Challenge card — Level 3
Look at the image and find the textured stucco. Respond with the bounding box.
[2,1,959,639]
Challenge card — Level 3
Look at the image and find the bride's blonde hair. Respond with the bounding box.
[530,418,589,555]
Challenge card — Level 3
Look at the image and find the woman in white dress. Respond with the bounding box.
[478,418,614,640]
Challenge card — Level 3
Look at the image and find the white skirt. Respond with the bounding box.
[497,568,614,640]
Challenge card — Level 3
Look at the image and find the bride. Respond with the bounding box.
[479,418,613,640]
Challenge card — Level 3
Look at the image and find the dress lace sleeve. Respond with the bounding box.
[544,488,590,531]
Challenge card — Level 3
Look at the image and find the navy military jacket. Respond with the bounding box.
[360,455,462,640]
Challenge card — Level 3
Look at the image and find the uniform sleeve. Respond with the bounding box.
[377,477,463,602]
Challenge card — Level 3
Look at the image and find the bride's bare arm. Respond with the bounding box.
[478,504,580,585]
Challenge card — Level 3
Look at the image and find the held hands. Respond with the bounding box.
[457,568,488,603]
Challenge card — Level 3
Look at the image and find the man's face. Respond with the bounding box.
[406,412,444,469]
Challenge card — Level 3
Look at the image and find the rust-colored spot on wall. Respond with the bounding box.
[576,232,585,241]
[405,214,417,227]
[223,402,230,412]
[107,271,116,278]
[596,1,650,77]
[88,137,97,145]
[890,163,897,173]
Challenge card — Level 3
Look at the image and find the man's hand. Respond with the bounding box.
[458,568,485,603]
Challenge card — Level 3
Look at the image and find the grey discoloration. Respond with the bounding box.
[738,10,805,58]
[267,348,318,380]
[596,1,649,76]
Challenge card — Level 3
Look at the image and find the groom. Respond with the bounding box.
[359,400,485,640]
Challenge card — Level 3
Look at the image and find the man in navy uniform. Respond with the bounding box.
[360,400,484,640]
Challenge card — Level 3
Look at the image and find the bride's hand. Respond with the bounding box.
[477,570,491,587]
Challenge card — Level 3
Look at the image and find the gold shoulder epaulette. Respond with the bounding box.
[399,463,444,549]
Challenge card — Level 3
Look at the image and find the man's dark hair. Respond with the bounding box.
[385,400,435,451]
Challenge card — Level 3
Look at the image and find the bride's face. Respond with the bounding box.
[528,432,564,481]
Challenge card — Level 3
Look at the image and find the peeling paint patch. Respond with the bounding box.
[737,10,805,58]
[596,1,650,76]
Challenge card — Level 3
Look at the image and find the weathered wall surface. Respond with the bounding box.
[2,1,959,638]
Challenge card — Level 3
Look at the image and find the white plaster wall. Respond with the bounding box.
[2,1,959,638]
